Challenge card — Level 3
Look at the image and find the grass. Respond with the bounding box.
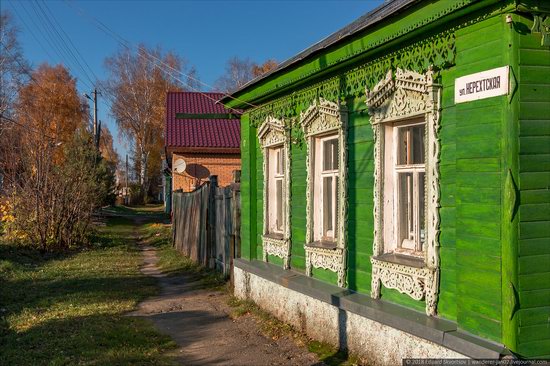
[227,296,361,366]
[0,205,180,365]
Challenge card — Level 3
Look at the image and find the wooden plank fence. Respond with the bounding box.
[172,174,240,277]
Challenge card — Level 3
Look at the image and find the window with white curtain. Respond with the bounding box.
[383,119,426,257]
[268,146,285,234]
[313,135,339,242]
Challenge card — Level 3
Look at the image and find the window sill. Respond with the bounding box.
[373,253,426,269]
[264,233,285,240]
[306,240,338,250]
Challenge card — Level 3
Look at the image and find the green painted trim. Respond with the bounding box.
[240,114,252,260]
[248,117,258,261]
[175,113,240,120]
[501,12,521,353]
[225,0,511,109]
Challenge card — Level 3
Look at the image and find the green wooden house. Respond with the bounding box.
[221,0,550,361]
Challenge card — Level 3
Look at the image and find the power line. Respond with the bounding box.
[7,1,57,65]
[25,1,95,91]
[15,1,94,92]
[32,0,97,89]
[8,1,119,139]
[10,0,115,111]
[63,0,258,111]
[39,0,100,85]
[0,114,68,143]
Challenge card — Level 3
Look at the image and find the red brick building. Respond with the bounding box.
[165,92,241,192]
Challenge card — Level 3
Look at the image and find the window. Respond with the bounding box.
[383,120,427,258]
[257,116,291,269]
[268,147,285,234]
[393,122,425,257]
[366,67,441,316]
[314,135,339,241]
[300,98,348,287]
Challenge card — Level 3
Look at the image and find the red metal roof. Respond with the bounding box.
[165,92,240,149]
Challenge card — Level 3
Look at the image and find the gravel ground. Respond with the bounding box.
[128,242,321,366]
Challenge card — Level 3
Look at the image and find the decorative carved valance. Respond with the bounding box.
[258,116,287,148]
[366,68,431,124]
[366,67,441,316]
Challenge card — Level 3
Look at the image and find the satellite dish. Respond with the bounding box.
[173,158,187,174]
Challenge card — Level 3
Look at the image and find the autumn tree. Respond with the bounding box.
[214,57,278,92]
[0,63,87,196]
[3,129,116,251]
[252,59,278,78]
[98,125,119,167]
[104,44,197,201]
[15,64,88,147]
[0,11,29,119]
[0,10,29,193]
[1,63,115,250]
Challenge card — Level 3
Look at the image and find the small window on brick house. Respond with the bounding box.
[268,146,286,234]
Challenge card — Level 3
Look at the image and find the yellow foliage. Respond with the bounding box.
[0,200,28,241]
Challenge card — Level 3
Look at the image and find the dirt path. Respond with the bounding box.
[128,225,320,365]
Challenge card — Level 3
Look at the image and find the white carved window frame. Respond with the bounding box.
[300,98,348,287]
[258,116,292,269]
[365,68,441,316]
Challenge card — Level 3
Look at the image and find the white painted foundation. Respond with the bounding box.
[234,266,467,365]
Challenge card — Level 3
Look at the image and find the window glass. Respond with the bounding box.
[398,172,414,249]
[276,179,283,231]
[323,138,338,171]
[268,146,285,234]
[276,149,284,175]
[397,125,425,165]
[323,176,333,234]
[334,176,339,238]
[418,172,425,250]
[412,125,425,164]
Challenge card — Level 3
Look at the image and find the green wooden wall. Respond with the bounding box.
[515,15,550,359]
[452,13,507,343]
[237,4,549,358]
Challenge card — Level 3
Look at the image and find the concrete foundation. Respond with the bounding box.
[234,265,467,365]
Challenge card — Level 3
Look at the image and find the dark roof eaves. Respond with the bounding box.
[220,0,418,105]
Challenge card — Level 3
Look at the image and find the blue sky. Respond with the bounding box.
[5,0,383,158]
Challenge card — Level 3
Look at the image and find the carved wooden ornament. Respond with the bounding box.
[258,116,292,269]
[300,98,348,287]
[366,68,441,316]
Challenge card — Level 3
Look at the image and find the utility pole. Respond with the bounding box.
[92,89,98,141]
[125,154,129,205]
[84,89,100,150]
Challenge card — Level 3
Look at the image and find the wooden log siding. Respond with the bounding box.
[233,2,550,358]
[516,15,550,359]
[452,14,507,343]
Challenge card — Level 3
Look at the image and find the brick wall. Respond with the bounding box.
[172,152,241,192]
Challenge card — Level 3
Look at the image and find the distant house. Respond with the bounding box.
[164,92,241,196]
